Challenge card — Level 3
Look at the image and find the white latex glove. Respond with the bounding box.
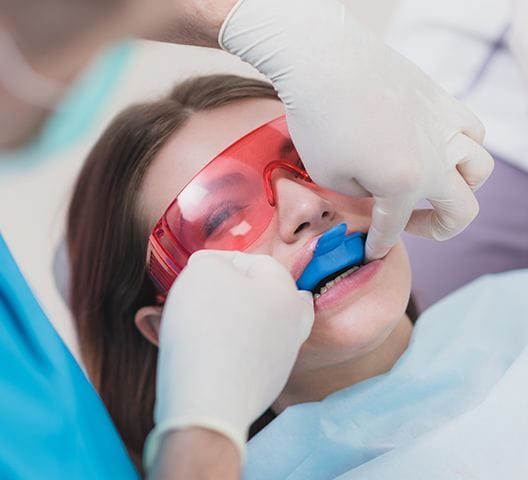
[220,0,494,260]
[144,250,314,469]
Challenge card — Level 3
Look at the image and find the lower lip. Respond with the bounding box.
[313,259,383,312]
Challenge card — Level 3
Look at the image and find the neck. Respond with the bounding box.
[273,315,413,413]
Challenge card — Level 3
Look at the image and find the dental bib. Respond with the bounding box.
[244,269,528,479]
[296,224,366,292]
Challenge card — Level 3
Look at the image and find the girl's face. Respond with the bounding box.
[139,98,412,375]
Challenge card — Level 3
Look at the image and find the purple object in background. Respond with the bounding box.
[404,156,528,313]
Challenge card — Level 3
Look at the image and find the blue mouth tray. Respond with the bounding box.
[296,223,366,291]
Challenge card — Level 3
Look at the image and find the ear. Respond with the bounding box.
[134,306,163,347]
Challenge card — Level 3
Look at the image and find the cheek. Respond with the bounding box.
[294,242,412,371]
[244,214,283,257]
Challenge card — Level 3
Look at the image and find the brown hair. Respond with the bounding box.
[66,74,279,470]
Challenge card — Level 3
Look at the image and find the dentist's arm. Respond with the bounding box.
[145,250,314,478]
[147,0,238,47]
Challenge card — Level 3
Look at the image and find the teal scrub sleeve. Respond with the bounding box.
[0,235,138,479]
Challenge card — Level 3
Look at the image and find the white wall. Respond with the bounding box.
[0,1,397,359]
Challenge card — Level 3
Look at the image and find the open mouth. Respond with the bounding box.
[295,224,367,296]
[311,262,366,299]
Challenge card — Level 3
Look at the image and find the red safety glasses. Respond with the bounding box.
[147,115,312,296]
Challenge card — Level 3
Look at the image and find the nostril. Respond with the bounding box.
[294,222,310,234]
[321,211,330,219]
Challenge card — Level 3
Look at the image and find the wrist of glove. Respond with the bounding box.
[144,250,314,471]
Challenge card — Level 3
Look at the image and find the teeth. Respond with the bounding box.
[313,264,363,299]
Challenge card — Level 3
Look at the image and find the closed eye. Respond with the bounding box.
[203,203,249,238]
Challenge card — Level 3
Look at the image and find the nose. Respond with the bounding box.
[274,175,336,243]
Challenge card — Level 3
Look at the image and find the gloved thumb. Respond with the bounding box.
[366,196,413,260]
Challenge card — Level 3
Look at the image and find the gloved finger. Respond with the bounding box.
[187,249,235,264]
[365,196,414,261]
[405,173,479,240]
[296,292,315,340]
[193,249,275,277]
[325,175,371,197]
[185,249,246,277]
[298,289,315,305]
[230,251,293,282]
[448,133,494,191]
[186,250,264,281]
[452,99,486,144]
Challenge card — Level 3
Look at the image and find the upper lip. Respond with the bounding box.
[290,226,368,282]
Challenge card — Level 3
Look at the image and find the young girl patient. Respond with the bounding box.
[67,74,528,478]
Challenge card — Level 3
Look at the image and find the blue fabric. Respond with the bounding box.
[244,269,528,479]
[0,235,137,479]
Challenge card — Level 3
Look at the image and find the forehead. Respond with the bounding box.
[139,98,285,227]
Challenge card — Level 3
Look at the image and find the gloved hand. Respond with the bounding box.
[144,250,314,469]
[220,0,494,260]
